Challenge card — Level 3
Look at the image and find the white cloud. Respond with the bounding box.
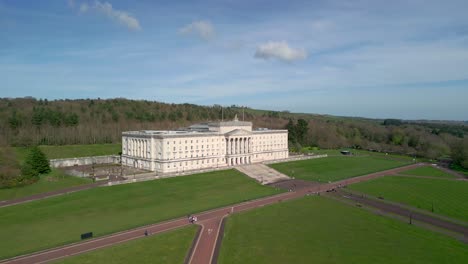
[79,3,89,13]
[254,41,308,62]
[93,1,141,31]
[73,1,141,31]
[179,20,215,40]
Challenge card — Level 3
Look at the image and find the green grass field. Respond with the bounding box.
[14,144,122,162]
[218,196,468,264]
[0,144,120,200]
[0,169,280,259]
[301,149,417,161]
[349,176,468,222]
[270,156,410,182]
[57,226,197,264]
[0,169,92,201]
[400,166,457,179]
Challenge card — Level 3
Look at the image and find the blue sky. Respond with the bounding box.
[1,0,468,120]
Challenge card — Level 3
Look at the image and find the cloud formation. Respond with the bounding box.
[179,20,215,40]
[79,3,89,13]
[73,1,141,31]
[93,1,140,31]
[254,41,307,62]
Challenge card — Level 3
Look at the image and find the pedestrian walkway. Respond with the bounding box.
[0,163,425,264]
[236,164,290,184]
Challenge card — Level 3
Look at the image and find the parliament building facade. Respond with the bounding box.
[121,117,288,173]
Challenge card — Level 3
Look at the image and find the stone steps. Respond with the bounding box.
[236,164,290,185]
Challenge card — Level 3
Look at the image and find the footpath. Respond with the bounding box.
[0,163,424,264]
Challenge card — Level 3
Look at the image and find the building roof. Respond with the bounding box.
[225,129,252,136]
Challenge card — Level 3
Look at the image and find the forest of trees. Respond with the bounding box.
[0,97,467,170]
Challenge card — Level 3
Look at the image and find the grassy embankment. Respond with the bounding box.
[57,226,197,264]
[0,144,121,201]
[14,143,122,161]
[270,155,410,182]
[0,169,280,259]
[0,169,92,201]
[400,165,457,179]
[349,176,468,223]
[219,196,468,264]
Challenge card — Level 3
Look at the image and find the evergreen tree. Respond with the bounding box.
[20,162,38,182]
[24,146,51,175]
[285,119,296,143]
[296,119,309,145]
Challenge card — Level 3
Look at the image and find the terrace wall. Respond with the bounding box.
[50,155,121,168]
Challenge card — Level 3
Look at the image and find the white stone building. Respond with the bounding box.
[121,117,288,173]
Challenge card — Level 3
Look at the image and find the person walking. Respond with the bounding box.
[144,230,148,236]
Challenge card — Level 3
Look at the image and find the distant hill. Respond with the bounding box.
[0,97,466,162]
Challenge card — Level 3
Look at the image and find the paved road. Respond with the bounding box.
[1,163,423,264]
[189,217,225,264]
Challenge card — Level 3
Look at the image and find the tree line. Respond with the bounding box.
[0,97,467,169]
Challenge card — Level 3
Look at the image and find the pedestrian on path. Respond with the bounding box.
[144,230,148,236]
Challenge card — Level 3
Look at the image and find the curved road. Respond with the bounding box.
[1,163,425,264]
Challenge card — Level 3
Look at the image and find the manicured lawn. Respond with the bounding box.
[349,176,468,222]
[270,156,410,182]
[0,144,118,201]
[57,226,197,264]
[14,144,121,162]
[401,166,457,179]
[0,169,280,259]
[218,196,468,264]
[0,169,92,201]
[301,149,417,161]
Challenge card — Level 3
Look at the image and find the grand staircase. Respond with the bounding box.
[236,164,290,185]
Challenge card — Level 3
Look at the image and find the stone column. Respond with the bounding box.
[240,138,243,154]
[241,137,245,154]
[234,138,237,154]
[226,138,229,155]
[245,138,248,154]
